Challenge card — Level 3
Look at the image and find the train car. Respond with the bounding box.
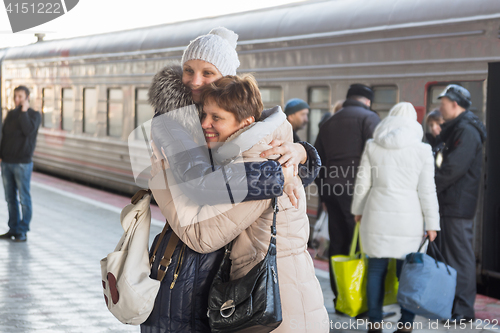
[1,0,500,296]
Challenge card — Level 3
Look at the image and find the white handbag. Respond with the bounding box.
[100,189,178,325]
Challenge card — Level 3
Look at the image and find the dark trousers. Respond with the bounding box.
[367,258,415,324]
[322,191,356,298]
[435,217,476,318]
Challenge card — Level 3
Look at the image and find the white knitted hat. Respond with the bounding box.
[181,27,240,76]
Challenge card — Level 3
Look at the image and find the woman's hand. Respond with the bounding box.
[260,140,307,177]
[150,140,168,177]
[354,215,362,223]
[426,230,437,242]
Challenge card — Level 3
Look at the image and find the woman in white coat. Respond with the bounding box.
[351,102,440,333]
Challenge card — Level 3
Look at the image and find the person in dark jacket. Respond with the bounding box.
[434,84,486,322]
[0,86,41,242]
[314,83,380,299]
[284,98,309,142]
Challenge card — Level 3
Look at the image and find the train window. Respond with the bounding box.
[135,88,154,128]
[308,86,330,144]
[371,86,398,119]
[83,88,97,134]
[429,85,448,105]
[108,88,124,138]
[62,88,74,131]
[260,87,282,109]
[42,88,54,128]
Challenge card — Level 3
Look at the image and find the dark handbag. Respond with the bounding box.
[207,197,282,333]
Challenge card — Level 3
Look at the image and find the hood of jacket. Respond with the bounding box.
[149,64,194,116]
[373,115,424,149]
[440,110,487,144]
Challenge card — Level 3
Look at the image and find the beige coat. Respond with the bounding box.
[150,107,329,333]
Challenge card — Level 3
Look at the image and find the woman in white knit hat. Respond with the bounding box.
[142,27,322,333]
[149,27,319,204]
[184,27,314,175]
[351,102,440,333]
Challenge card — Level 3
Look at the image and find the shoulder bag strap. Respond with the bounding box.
[148,161,180,281]
[226,197,279,255]
[271,197,278,237]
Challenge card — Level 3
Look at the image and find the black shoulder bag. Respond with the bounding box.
[207,197,282,333]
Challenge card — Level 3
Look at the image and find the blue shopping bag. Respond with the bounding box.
[397,239,457,320]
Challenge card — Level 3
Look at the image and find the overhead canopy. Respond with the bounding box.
[4,0,500,60]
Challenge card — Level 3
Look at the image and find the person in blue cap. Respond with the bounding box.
[284,98,309,142]
[435,84,486,322]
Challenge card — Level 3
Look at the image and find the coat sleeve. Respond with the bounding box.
[313,132,326,190]
[417,147,441,231]
[19,110,41,137]
[149,169,271,253]
[152,115,283,205]
[351,143,373,215]
[435,127,481,193]
[296,141,321,187]
[361,113,381,144]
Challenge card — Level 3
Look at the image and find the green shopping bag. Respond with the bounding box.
[331,223,398,317]
[383,258,399,306]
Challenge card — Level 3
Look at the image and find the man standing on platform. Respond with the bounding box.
[284,98,309,142]
[435,84,486,321]
[0,86,41,242]
[314,84,380,300]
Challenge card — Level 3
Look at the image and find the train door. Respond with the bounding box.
[480,62,500,298]
[307,86,330,145]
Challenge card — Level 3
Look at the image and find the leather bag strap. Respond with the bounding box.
[149,221,171,266]
[271,197,278,236]
[156,230,179,282]
[154,162,180,281]
[226,197,279,254]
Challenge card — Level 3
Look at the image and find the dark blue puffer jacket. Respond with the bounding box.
[141,230,224,333]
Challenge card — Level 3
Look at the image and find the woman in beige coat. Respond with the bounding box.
[150,75,329,333]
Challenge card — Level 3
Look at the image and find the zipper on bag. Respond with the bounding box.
[170,244,186,289]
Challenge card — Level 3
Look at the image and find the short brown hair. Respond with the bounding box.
[199,74,263,122]
[14,85,30,98]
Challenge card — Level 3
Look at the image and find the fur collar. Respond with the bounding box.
[149,64,194,116]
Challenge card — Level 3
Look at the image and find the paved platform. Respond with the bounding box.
[0,171,497,332]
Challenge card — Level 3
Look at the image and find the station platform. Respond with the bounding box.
[0,171,498,332]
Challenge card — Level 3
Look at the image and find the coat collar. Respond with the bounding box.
[440,110,486,143]
[342,99,371,110]
[212,106,286,163]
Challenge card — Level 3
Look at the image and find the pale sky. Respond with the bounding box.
[0,0,306,49]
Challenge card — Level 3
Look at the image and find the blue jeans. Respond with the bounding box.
[367,257,415,325]
[1,162,33,235]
